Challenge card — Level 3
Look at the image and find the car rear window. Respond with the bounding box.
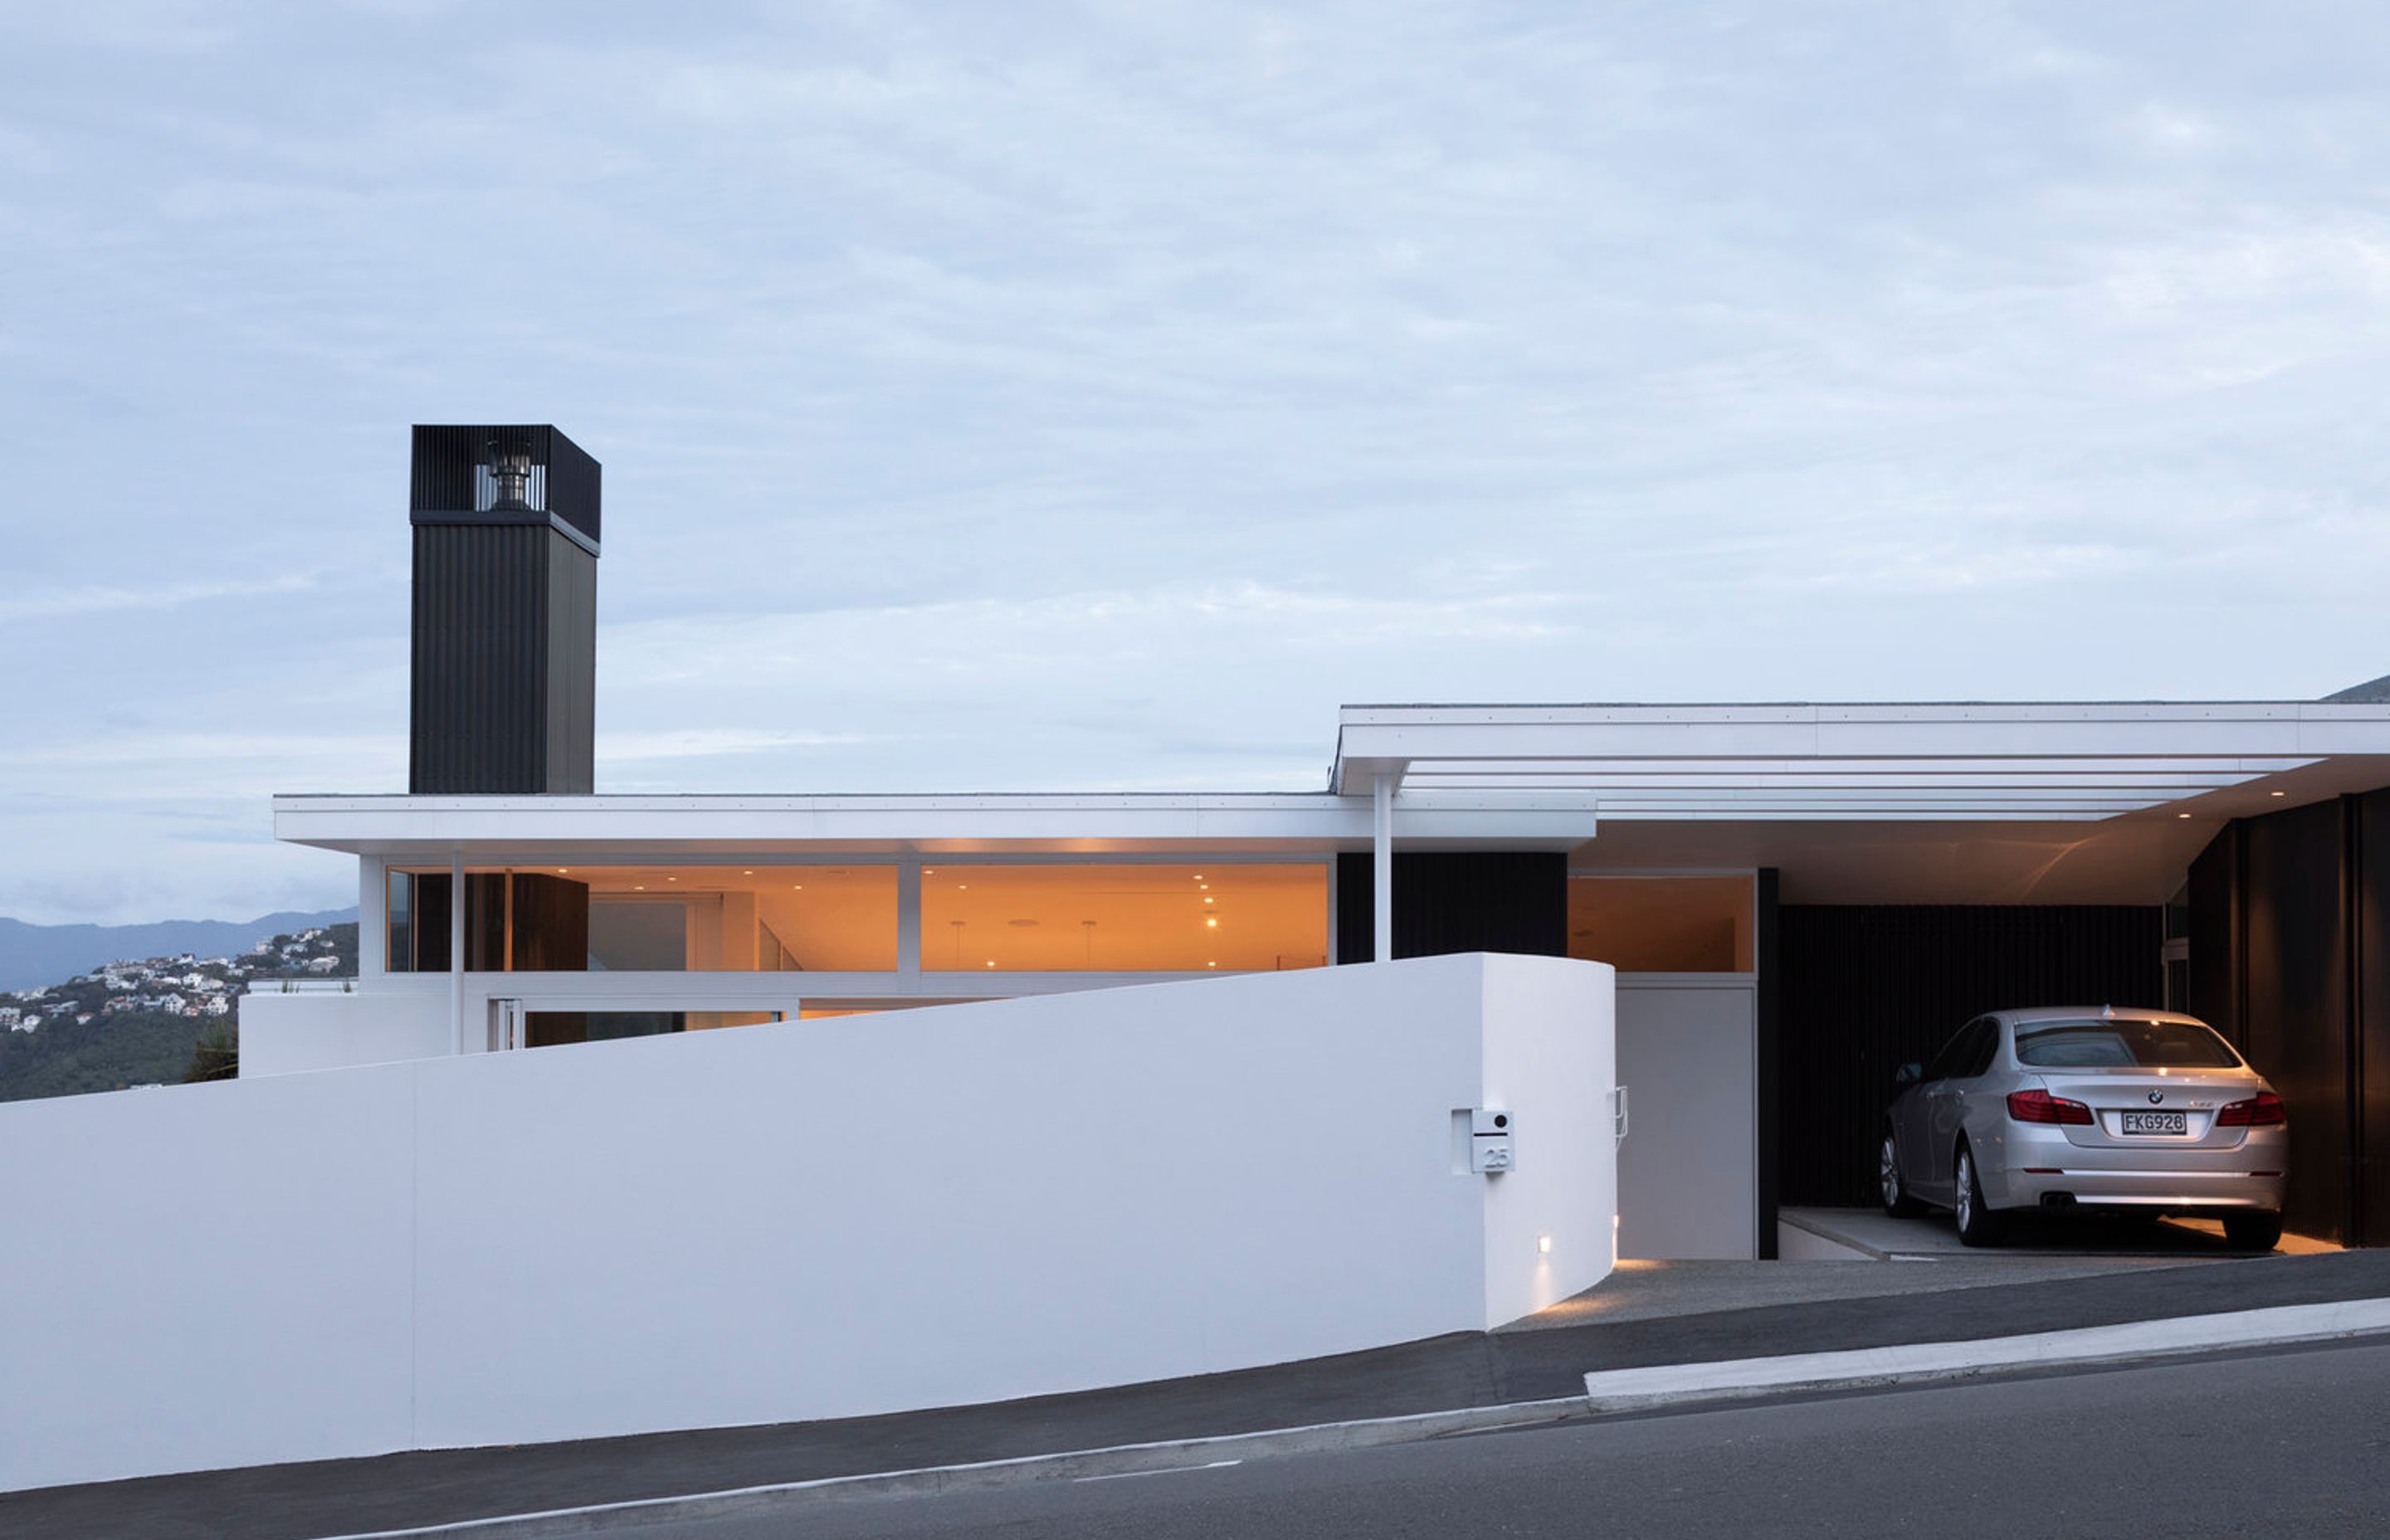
[2013,1021,2243,1070]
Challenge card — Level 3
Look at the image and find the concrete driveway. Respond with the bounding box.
[1782,1205,2339,1260]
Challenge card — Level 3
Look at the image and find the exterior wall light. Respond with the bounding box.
[1538,1235,1553,1256]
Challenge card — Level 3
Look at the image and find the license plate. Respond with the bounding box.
[2120,1111,2188,1135]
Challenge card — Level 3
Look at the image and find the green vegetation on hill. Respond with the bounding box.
[0,923,357,1104]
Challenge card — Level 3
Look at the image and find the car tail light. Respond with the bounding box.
[2007,1089,2093,1125]
[2217,1092,2286,1127]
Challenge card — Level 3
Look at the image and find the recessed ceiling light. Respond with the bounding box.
[984,960,995,968]
[1207,961,1217,968]
[557,868,568,874]
[634,885,646,890]
[744,869,754,875]
[2178,812,2192,819]
[1206,917,1219,928]
[924,868,937,875]
[2270,791,2286,797]
[792,885,803,890]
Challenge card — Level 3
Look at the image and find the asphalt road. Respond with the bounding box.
[595,1339,2390,1540]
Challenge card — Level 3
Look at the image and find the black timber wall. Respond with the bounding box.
[1776,905,2163,1209]
[2189,792,2390,1244]
[1334,853,1568,962]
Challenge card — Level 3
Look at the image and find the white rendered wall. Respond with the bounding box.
[240,988,451,1075]
[1479,956,1617,1321]
[1614,977,1758,1260]
[0,953,1613,1492]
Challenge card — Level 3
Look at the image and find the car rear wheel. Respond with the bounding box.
[2223,1211,2283,1252]
[1880,1129,1927,1217]
[1953,1143,2004,1247]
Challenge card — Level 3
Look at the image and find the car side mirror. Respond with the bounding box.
[1893,1062,1924,1092]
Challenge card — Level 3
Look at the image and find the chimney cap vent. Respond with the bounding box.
[409,424,601,553]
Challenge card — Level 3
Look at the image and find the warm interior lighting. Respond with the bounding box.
[2271,791,2286,797]
[2178,812,2192,819]
[633,885,646,891]
[556,868,568,874]
[1537,1235,1553,1255]
[919,863,1327,972]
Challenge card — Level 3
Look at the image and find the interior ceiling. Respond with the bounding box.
[1569,817,2221,905]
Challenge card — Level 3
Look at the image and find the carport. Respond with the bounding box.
[1333,696,2390,1256]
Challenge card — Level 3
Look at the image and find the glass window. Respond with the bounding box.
[2015,1020,2242,1070]
[919,863,1328,972]
[388,865,900,972]
[1924,1020,1985,1082]
[1566,876,1754,972]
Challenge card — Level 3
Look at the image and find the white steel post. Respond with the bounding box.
[1373,772,1394,963]
[449,851,466,1055]
[896,859,923,987]
[357,856,387,977]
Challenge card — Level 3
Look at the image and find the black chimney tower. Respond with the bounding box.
[407,425,601,794]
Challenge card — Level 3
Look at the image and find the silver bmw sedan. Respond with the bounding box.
[1880,1006,2287,1250]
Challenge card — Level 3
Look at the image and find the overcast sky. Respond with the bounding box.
[2,2,2386,924]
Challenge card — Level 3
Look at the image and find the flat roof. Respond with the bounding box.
[271,699,2390,902]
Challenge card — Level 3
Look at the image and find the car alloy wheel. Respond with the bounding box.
[1954,1151,1973,1232]
[1880,1135,1900,1207]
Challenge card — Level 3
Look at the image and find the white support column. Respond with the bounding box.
[449,851,466,1055]
[1373,772,1394,963]
[357,856,387,977]
[896,859,923,988]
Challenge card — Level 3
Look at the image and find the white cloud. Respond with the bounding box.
[1,2,2388,919]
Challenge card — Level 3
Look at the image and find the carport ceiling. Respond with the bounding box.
[1333,702,2390,821]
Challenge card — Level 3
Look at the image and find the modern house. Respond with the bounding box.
[12,422,2390,1494]
[250,425,2390,1256]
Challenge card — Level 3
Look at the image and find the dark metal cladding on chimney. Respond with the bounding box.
[407,425,599,796]
[408,424,602,551]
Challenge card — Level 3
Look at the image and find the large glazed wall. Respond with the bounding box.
[1,953,1613,1492]
[1775,905,2163,1208]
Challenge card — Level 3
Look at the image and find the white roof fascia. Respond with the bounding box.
[270,790,1599,858]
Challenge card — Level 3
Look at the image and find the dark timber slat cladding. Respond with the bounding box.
[1754,869,1780,1259]
[2188,790,2390,1244]
[1334,852,1568,962]
[2358,792,2390,1244]
[410,523,578,792]
[1776,905,2163,1209]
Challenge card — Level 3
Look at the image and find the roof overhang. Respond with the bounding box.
[271,791,1598,860]
[1334,701,2390,822]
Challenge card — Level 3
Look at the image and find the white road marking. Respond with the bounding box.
[1075,1459,1244,1484]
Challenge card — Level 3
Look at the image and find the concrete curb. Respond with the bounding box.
[1582,1296,2390,1410]
[310,1396,1592,1540]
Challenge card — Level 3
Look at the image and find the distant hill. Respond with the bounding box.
[0,909,358,992]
